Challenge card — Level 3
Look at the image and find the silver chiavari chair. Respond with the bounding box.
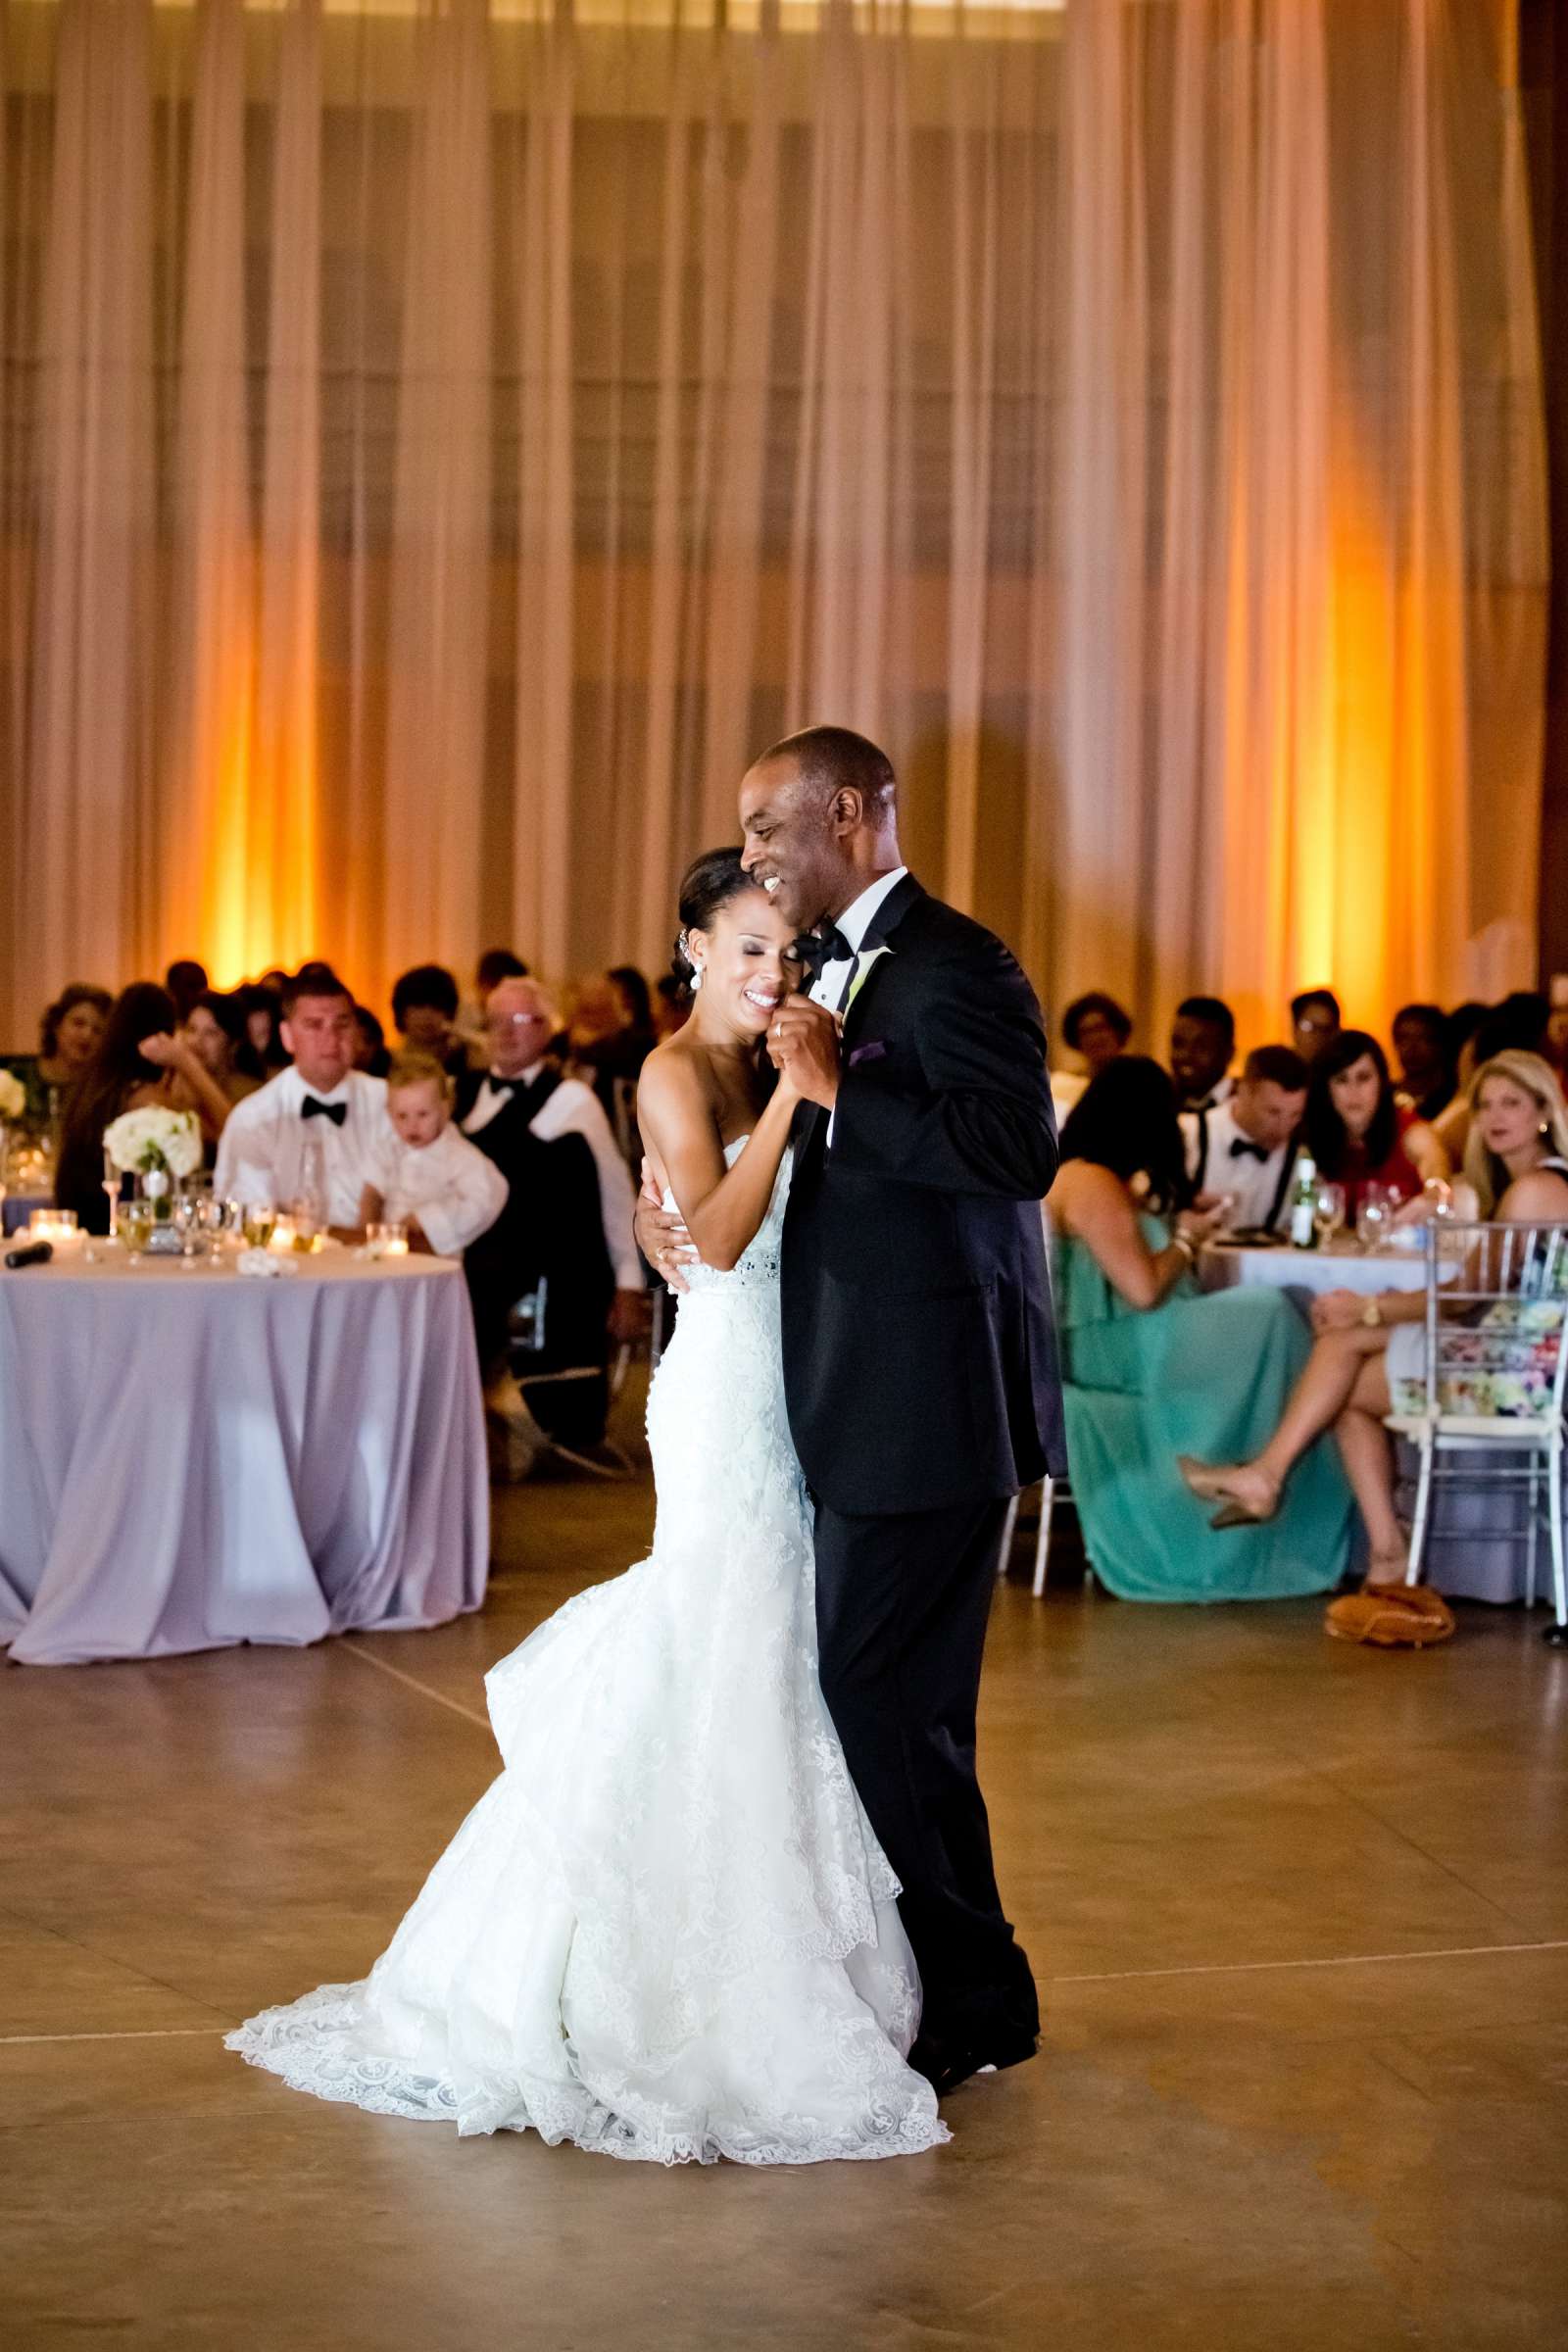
[1384,1220,1568,1641]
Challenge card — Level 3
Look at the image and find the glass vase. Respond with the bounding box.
[139,1164,183,1255]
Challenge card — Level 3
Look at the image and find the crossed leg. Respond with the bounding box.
[1182,1328,1408,1581]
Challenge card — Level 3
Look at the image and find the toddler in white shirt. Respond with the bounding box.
[361,1051,508,1258]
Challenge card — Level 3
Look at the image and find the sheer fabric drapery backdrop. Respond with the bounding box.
[0,0,1545,1047]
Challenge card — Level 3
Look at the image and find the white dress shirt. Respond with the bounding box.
[462,1063,644,1292]
[810,866,908,1146]
[809,866,908,1013]
[366,1121,509,1258]
[1181,1097,1298,1233]
[1180,1075,1237,1114]
[214,1066,395,1228]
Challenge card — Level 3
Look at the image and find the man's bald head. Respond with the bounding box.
[738,724,902,931]
[486,975,559,1078]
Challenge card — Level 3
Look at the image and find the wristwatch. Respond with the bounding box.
[1361,1298,1384,1329]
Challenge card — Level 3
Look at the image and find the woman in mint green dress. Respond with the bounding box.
[1050,1059,1350,1602]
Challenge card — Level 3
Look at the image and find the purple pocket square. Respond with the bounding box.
[848,1039,888,1068]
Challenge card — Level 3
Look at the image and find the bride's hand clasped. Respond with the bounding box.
[767,996,841,1111]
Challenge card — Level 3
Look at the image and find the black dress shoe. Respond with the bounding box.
[908,2028,1038,2098]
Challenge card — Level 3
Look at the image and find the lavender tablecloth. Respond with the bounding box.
[0,1247,489,1666]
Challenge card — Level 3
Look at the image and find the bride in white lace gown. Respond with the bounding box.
[227,853,945,2165]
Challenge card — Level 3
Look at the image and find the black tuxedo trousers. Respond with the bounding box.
[812,1494,1038,2050]
[781,878,1063,2054]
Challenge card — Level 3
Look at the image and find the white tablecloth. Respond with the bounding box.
[1199,1242,1431,1298]
[0,1247,488,1666]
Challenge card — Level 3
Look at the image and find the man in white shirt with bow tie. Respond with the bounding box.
[1181,1044,1309,1233]
[214,963,395,1230]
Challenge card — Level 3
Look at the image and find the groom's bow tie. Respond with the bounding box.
[800,921,855,974]
[301,1095,347,1127]
[1228,1136,1270,1163]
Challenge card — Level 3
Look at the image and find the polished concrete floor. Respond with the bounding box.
[7,1403,1568,2350]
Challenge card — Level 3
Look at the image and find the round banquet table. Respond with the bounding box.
[0,1244,489,1667]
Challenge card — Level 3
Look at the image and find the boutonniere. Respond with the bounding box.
[845,944,892,1013]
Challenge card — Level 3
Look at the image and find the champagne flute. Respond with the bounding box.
[101,1146,122,1242]
[172,1189,203,1260]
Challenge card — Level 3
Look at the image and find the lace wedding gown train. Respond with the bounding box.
[227,1145,946,2164]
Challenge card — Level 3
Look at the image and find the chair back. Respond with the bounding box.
[1418,1219,1568,1430]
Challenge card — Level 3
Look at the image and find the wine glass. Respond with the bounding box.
[1356,1192,1391,1252]
[1312,1183,1347,1250]
[242,1200,277,1252]
[120,1197,153,1257]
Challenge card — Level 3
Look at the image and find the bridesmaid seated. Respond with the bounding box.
[1180,1052,1568,1646]
[1305,1029,1448,1226]
[1049,1058,1351,1604]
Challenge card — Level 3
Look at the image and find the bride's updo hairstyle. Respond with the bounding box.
[671,846,758,990]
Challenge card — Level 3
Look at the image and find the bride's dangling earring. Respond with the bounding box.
[690,965,705,994]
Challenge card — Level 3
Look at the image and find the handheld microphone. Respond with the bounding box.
[4,1241,53,1270]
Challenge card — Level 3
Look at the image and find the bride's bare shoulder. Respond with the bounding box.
[638,1032,721,1151]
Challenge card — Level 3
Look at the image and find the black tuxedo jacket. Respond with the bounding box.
[456,1067,612,1310]
[780,875,1065,1517]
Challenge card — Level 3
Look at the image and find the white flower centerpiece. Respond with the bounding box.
[103,1106,203,1251]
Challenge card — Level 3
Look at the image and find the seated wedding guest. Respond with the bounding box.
[1183,1045,1309,1232]
[461,977,647,1452]
[173,991,260,1152]
[1291,987,1342,1067]
[165,958,209,1026]
[1180,1052,1568,1648]
[1170,995,1237,1113]
[360,1049,507,1258]
[610,965,655,1039]
[1305,1029,1448,1223]
[56,983,230,1230]
[1049,1057,1350,1602]
[214,963,394,1232]
[1053,990,1133,1121]
[352,1003,392,1077]
[1392,1003,1456,1123]
[5,982,111,1133]
[234,982,290,1076]
[457,947,530,1061]
[1429,1001,1490,1164]
[569,964,658,1119]
[391,963,466,1078]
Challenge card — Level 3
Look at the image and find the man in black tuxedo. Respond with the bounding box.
[643,726,1063,2095]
